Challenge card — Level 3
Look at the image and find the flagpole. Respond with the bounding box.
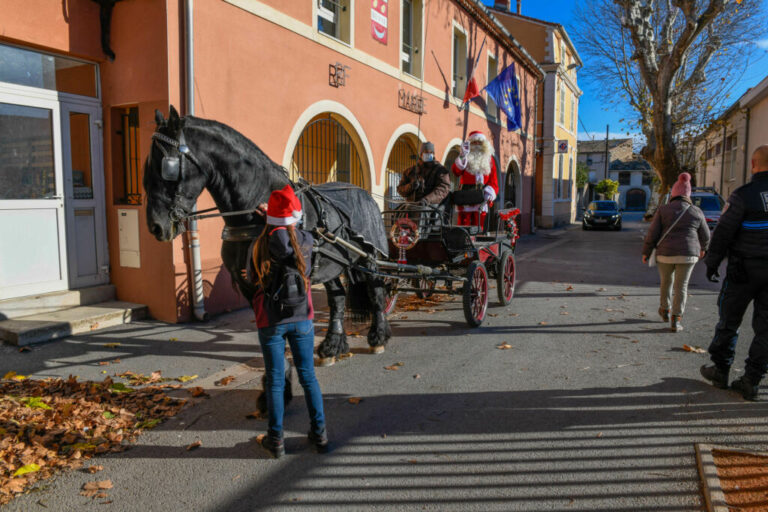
[460,35,487,111]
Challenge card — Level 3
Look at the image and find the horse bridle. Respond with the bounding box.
[151,130,207,226]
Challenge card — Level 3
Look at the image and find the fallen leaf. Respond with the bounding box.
[100,370,107,374]
[566,286,573,291]
[413,374,421,379]
[384,365,400,371]
[86,466,104,474]
[186,440,202,451]
[255,434,266,445]
[99,361,110,366]
[348,397,362,404]
[135,419,160,430]
[109,383,134,394]
[538,321,548,326]
[245,411,263,419]
[496,342,513,350]
[188,387,208,398]
[83,480,113,490]
[407,459,418,464]
[682,344,707,354]
[103,343,121,348]
[606,334,630,340]
[13,464,41,477]
[102,411,115,419]
[18,347,30,353]
[560,312,570,315]
[631,340,640,344]
[168,337,178,342]
[176,375,198,383]
[509,313,519,317]
[111,359,121,364]
[20,397,52,410]
[215,376,235,387]
[596,432,603,438]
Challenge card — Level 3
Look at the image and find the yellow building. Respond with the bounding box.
[491,2,583,227]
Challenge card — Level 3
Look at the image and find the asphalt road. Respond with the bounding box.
[5,212,767,512]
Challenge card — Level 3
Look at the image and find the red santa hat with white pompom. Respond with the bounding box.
[266,184,303,226]
[468,130,487,142]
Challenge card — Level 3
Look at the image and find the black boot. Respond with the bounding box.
[731,375,760,401]
[260,433,285,458]
[308,429,329,454]
[700,364,729,389]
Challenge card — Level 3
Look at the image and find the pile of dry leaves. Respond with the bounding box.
[0,375,186,504]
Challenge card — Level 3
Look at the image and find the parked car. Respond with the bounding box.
[659,187,724,230]
[583,200,622,231]
[690,188,725,231]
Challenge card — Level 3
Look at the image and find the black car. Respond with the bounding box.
[583,200,622,231]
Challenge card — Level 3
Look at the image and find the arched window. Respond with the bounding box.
[384,134,418,205]
[290,113,366,188]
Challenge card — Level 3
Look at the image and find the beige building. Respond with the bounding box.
[577,138,633,183]
[696,74,768,199]
[491,1,583,228]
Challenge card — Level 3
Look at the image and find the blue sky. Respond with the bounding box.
[481,0,768,142]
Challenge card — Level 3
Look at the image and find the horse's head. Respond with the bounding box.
[144,106,208,241]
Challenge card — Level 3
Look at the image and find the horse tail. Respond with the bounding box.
[346,269,373,322]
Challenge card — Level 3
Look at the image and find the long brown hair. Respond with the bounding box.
[252,225,308,289]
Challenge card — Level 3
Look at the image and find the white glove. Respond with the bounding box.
[460,141,470,157]
[454,154,468,170]
[483,186,497,203]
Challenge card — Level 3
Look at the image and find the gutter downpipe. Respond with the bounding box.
[186,0,207,321]
[719,124,726,196]
[742,107,750,185]
[531,75,542,234]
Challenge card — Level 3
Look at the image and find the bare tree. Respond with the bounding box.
[573,0,766,192]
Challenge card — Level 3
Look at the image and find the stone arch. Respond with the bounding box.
[504,154,523,209]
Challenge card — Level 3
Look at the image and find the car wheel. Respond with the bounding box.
[582,224,589,231]
[615,223,622,231]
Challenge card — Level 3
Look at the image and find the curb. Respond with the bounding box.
[695,443,768,512]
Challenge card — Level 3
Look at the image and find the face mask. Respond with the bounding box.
[421,153,434,162]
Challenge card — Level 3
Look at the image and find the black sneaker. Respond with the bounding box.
[731,376,760,401]
[260,434,285,459]
[308,430,329,454]
[700,364,729,389]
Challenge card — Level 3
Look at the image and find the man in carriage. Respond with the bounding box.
[396,141,451,206]
[451,131,499,229]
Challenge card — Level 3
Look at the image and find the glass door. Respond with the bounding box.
[61,100,109,289]
[0,93,68,300]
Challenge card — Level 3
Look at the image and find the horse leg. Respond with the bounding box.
[316,278,349,366]
[366,276,392,354]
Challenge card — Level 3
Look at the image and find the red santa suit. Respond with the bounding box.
[451,131,499,229]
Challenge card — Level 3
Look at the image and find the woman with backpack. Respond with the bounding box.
[249,185,327,458]
[642,173,710,332]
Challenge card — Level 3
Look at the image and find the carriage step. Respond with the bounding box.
[0,301,147,346]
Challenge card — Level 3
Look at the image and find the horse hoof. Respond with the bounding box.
[369,346,385,355]
[316,356,336,367]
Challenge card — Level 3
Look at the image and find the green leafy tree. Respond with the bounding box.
[576,163,591,188]
[595,179,620,199]
[574,0,765,193]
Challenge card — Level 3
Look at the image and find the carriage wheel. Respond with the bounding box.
[383,278,399,316]
[463,261,488,327]
[412,278,436,299]
[496,250,516,306]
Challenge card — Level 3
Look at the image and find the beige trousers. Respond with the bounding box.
[657,262,696,317]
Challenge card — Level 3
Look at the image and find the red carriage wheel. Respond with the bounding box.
[497,250,515,306]
[463,261,488,327]
[412,277,436,299]
[383,278,399,315]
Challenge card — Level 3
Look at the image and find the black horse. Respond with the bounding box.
[143,107,392,364]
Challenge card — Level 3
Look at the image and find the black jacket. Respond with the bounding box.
[396,161,451,204]
[706,171,768,269]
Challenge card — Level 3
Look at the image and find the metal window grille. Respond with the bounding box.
[385,137,417,207]
[118,106,141,204]
[290,114,365,189]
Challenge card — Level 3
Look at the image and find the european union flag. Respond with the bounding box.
[483,63,522,132]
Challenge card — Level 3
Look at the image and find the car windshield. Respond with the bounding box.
[589,201,617,211]
[692,195,724,211]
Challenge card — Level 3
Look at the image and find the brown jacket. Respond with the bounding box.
[396,161,451,204]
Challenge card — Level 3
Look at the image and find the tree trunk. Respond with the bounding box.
[643,94,682,195]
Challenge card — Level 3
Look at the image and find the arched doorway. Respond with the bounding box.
[443,145,461,191]
[289,113,367,189]
[625,188,647,211]
[384,134,418,206]
[505,159,522,209]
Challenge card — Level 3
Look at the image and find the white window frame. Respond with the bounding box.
[316,0,353,46]
[451,22,468,100]
[486,51,498,121]
[400,0,424,79]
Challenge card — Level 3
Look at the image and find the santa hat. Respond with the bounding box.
[266,185,303,226]
[468,131,486,142]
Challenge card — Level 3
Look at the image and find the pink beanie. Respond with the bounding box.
[670,172,692,198]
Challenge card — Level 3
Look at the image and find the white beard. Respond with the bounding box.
[466,140,493,176]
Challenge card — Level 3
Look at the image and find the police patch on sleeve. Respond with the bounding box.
[761,191,768,212]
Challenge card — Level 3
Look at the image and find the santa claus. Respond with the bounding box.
[451,131,499,228]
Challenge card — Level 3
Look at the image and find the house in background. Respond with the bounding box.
[576,138,633,207]
[490,0,583,228]
[696,74,768,199]
[607,158,654,211]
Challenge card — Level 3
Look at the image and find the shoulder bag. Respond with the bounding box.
[648,203,690,268]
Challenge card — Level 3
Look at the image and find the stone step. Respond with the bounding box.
[0,285,116,320]
[0,301,148,346]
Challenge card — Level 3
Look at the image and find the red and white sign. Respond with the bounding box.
[557,140,569,153]
[371,0,388,44]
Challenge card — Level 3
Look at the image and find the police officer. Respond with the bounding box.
[700,145,768,401]
[396,142,451,206]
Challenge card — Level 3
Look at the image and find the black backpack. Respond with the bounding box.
[264,262,308,320]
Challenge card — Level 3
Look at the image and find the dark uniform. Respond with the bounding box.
[703,170,768,399]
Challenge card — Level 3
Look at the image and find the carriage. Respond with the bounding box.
[316,203,520,327]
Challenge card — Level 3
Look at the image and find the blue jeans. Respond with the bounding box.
[258,320,325,437]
